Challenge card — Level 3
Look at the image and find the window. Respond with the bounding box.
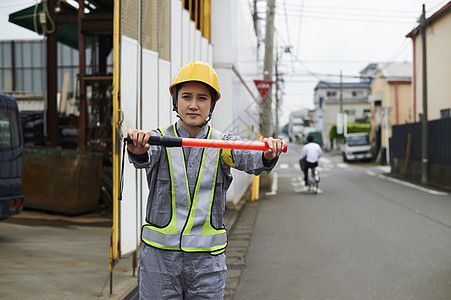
[440,109,450,118]
[352,91,363,97]
[326,91,337,97]
[345,109,355,116]
[0,105,21,150]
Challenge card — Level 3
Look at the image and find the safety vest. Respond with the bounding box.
[141,124,227,255]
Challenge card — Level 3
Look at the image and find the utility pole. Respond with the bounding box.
[252,0,259,38]
[420,4,429,184]
[259,0,276,138]
[275,47,279,138]
[339,70,343,113]
[46,0,58,147]
[336,70,343,135]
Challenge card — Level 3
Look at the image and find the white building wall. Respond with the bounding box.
[211,0,260,205]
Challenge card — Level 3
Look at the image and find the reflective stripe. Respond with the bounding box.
[141,125,227,253]
[141,229,179,249]
[181,232,227,248]
[184,128,217,236]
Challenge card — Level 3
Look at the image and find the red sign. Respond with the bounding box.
[254,80,274,101]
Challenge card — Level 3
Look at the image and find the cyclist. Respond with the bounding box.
[300,135,322,189]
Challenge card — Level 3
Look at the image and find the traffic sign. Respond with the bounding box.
[253,80,274,101]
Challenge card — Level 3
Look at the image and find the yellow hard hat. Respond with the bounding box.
[169,60,221,100]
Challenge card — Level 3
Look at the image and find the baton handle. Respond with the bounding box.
[124,135,182,147]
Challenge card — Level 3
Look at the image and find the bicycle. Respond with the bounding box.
[307,167,320,194]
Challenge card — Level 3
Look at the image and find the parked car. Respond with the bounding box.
[0,93,24,221]
[341,132,371,162]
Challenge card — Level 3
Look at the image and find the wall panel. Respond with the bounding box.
[158,60,172,126]
[119,36,140,256]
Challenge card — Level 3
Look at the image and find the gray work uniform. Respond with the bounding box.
[128,120,277,299]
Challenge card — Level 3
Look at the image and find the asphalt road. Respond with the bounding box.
[233,143,451,300]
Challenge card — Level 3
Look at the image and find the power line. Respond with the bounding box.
[386,39,411,63]
[282,0,292,48]
[263,11,416,24]
[275,8,418,20]
[295,0,305,58]
[281,3,423,15]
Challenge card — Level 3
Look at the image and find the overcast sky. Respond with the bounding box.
[1,0,449,126]
[272,0,449,125]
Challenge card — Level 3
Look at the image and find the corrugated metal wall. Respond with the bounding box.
[391,118,451,165]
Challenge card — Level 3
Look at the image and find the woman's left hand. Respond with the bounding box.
[263,137,286,160]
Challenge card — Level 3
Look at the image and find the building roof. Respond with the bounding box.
[314,81,371,90]
[376,62,412,81]
[406,1,451,38]
[359,63,378,75]
[314,62,412,91]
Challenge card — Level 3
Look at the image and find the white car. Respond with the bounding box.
[341,133,372,162]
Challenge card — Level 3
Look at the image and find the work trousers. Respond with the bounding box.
[138,244,227,299]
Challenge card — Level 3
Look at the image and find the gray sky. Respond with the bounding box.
[0,1,42,40]
[1,0,449,126]
[273,0,449,125]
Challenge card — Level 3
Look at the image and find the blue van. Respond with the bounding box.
[0,93,23,221]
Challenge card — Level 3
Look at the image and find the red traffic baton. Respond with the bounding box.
[120,136,287,201]
[124,136,287,152]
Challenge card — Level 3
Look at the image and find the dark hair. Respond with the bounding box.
[307,135,314,143]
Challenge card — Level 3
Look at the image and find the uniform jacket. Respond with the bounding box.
[128,121,277,245]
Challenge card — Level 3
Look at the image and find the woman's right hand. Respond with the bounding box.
[127,129,151,155]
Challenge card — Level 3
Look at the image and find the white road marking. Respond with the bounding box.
[366,170,448,196]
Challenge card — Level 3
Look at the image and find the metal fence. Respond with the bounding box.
[391,117,451,165]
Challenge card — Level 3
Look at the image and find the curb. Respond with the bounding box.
[5,209,113,227]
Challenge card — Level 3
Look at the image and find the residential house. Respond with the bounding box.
[388,1,451,187]
[368,62,412,162]
[288,108,315,144]
[406,1,451,121]
[313,80,371,150]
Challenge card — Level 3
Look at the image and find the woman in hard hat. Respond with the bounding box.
[127,60,285,299]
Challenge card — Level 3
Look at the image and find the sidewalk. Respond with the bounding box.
[0,201,243,300]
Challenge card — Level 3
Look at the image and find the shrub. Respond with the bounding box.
[329,122,370,148]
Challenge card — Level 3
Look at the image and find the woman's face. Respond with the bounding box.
[177,82,213,132]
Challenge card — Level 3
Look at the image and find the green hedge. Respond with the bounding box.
[329,122,370,148]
